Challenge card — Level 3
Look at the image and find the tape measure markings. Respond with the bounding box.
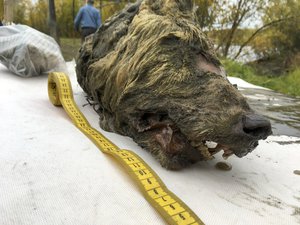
[48,72,205,225]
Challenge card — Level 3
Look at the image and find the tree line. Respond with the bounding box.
[4,0,300,70]
[11,0,135,37]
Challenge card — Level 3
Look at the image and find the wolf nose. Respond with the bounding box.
[242,114,272,139]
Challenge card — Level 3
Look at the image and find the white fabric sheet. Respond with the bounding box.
[0,61,299,225]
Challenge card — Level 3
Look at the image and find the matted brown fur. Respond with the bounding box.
[76,0,271,169]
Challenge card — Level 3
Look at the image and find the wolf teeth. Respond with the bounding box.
[205,141,218,148]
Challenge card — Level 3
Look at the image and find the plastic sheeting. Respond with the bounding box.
[0,25,67,77]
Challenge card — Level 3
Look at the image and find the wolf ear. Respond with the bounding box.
[175,0,193,12]
[145,0,193,14]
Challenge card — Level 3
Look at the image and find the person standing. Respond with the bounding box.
[74,0,101,42]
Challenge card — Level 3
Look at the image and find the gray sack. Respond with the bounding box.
[0,24,67,77]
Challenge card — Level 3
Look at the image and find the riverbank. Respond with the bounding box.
[223,59,300,98]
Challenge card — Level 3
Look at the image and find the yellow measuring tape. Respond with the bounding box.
[48,72,204,225]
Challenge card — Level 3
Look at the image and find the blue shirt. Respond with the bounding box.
[74,4,101,30]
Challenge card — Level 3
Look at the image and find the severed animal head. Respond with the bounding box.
[76,0,272,169]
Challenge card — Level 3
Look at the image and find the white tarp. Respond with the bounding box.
[0,61,299,225]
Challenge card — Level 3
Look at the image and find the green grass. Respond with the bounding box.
[222,59,300,97]
[60,38,81,61]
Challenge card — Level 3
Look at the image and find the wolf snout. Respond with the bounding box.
[242,114,272,139]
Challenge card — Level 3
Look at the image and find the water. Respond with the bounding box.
[238,87,300,137]
[227,45,258,63]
